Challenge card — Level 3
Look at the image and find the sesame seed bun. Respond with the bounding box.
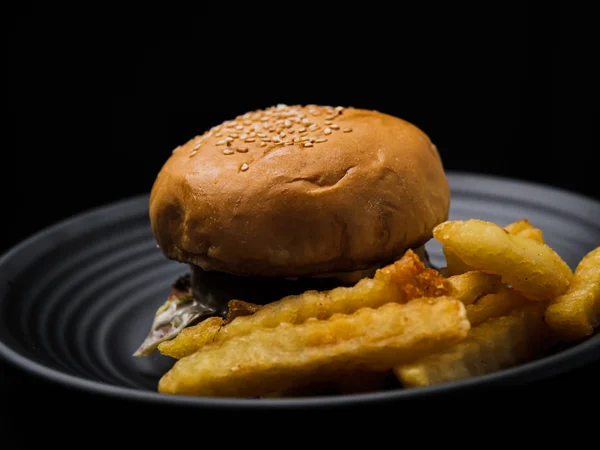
[150,105,449,277]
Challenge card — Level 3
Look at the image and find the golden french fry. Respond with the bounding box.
[219,250,451,344]
[516,227,544,244]
[448,271,502,305]
[395,303,551,387]
[160,250,451,359]
[158,317,224,359]
[225,300,262,324]
[444,248,474,276]
[444,218,545,276]
[545,247,600,341]
[504,218,535,234]
[434,219,572,301]
[159,297,470,397]
[466,287,528,326]
[377,250,452,298]
[504,218,544,244]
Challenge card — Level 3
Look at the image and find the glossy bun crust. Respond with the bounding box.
[150,105,449,277]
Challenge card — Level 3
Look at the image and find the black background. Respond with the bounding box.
[3,3,598,441]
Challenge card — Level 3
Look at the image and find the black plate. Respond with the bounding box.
[1,172,599,409]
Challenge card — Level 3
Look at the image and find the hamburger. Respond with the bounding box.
[135,104,449,356]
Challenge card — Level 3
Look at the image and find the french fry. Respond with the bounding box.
[395,303,551,387]
[160,300,262,359]
[504,218,544,244]
[545,246,600,340]
[159,297,470,397]
[444,218,545,276]
[448,271,502,305]
[225,300,262,324]
[158,317,224,359]
[444,248,474,276]
[159,250,451,359]
[466,287,528,326]
[504,218,535,234]
[434,219,572,301]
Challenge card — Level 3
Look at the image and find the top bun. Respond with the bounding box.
[150,105,449,277]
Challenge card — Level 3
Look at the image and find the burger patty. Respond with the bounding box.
[134,246,430,356]
[190,265,345,317]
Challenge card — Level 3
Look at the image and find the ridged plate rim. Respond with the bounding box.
[1,171,599,409]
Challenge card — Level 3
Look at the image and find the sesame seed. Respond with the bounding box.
[293,137,300,143]
[272,136,282,143]
[189,150,198,157]
[260,142,267,147]
[324,120,333,125]
[236,147,248,153]
[326,115,337,121]
[279,131,286,137]
[260,117,270,122]
[343,127,353,133]
[240,163,249,171]
[243,120,252,126]
[287,141,294,145]
[316,138,327,143]
[229,133,239,138]
[301,136,310,141]
[298,127,307,133]
[257,133,267,138]
[301,118,311,125]
[249,131,257,137]
[193,142,203,150]
[261,137,272,142]
[215,133,222,137]
[335,106,344,112]
[245,138,256,142]
[223,148,234,155]
[330,124,340,130]
[284,120,292,128]
[216,140,227,145]
[309,136,317,142]
[240,133,248,140]
[172,146,181,153]
[324,127,332,135]
[308,124,319,131]
[226,137,234,142]
[303,142,314,147]
[235,125,244,130]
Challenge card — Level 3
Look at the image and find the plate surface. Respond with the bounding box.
[1,172,599,408]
